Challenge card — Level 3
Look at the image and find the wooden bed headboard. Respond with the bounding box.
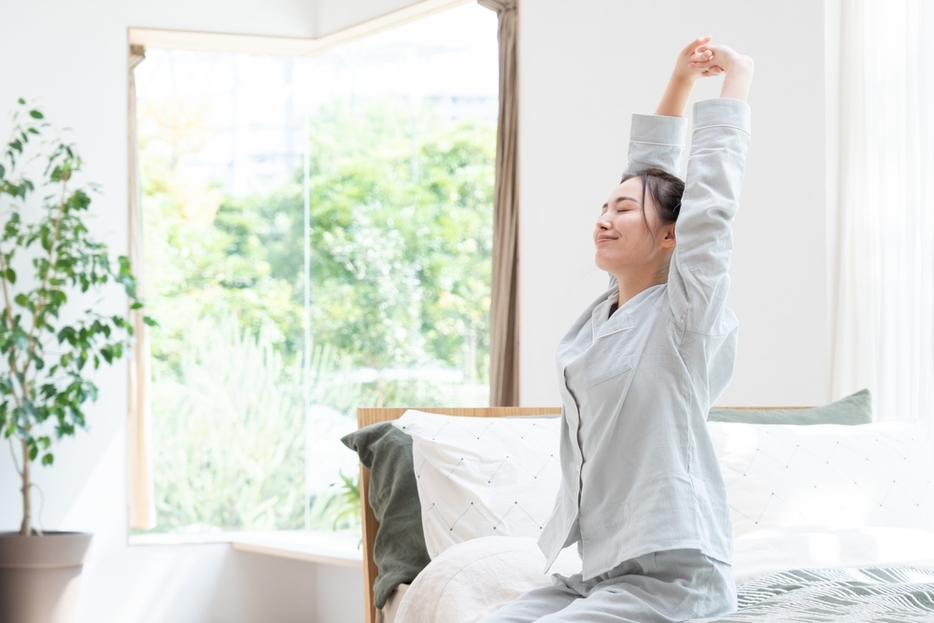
[355,406,562,623]
[354,404,807,623]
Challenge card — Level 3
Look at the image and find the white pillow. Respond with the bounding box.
[393,410,561,557]
[733,526,934,584]
[708,421,934,538]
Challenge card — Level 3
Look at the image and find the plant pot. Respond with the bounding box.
[0,531,92,623]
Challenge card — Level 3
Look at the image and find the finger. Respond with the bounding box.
[682,35,712,55]
[688,56,716,68]
[689,46,715,64]
[689,50,715,63]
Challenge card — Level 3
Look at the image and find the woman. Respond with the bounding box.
[482,38,754,623]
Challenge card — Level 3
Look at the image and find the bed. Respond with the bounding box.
[346,395,934,623]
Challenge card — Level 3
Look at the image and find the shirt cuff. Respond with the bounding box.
[630,113,688,147]
[693,99,751,134]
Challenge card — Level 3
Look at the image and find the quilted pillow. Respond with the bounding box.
[393,410,562,558]
[708,420,934,538]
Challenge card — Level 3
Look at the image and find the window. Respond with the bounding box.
[133,4,498,536]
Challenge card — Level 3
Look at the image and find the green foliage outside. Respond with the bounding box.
[139,97,494,533]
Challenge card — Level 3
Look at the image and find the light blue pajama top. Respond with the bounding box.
[537,98,752,581]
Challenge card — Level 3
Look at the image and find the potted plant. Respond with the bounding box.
[0,99,149,623]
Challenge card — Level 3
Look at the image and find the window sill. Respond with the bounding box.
[129,530,363,568]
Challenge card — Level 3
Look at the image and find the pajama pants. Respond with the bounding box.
[478,549,736,623]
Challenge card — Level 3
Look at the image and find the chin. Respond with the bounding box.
[593,253,615,273]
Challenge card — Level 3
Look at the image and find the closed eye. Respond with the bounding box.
[603,196,640,213]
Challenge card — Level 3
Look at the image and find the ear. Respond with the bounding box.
[658,222,677,249]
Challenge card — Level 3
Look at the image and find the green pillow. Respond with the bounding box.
[341,422,430,609]
[708,389,872,425]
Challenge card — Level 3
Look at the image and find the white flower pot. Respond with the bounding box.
[0,532,92,623]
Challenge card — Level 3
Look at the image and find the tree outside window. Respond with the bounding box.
[134,5,498,535]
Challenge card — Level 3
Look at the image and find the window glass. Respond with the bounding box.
[135,4,497,534]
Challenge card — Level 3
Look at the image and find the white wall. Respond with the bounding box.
[314,0,457,36]
[0,1,371,622]
[518,0,830,408]
[0,0,833,621]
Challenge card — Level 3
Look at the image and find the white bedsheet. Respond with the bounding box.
[393,527,934,623]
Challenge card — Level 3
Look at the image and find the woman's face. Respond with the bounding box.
[593,177,674,275]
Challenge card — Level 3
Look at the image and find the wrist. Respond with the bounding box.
[669,70,700,89]
[654,72,698,117]
[720,68,754,101]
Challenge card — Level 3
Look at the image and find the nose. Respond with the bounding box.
[596,211,611,229]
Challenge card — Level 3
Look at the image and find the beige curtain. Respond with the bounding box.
[479,0,519,406]
[127,44,156,529]
[830,0,934,439]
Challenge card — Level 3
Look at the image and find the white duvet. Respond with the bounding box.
[393,527,934,623]
[393,536,576,623]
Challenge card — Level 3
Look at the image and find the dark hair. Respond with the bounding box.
[620,167,684,230]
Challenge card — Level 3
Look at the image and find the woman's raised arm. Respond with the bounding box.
[666,47,754,330]
[621,37,724,181]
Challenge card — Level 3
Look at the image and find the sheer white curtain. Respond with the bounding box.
[830,0,934,437]
[127,44,156,529]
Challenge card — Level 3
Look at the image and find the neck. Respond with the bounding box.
[612,266,669,309]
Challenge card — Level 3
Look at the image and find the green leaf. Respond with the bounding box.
[41,453,54,466]
[29,110,44,120]
[4,268,14,284]
[28,445,38,461]
[143,316,158,327]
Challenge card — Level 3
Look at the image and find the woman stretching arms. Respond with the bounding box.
[482,38,755,623]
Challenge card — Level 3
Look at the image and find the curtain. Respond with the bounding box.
[127,44,156,529]
[478,0,519,406]
[831,0,934,439]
